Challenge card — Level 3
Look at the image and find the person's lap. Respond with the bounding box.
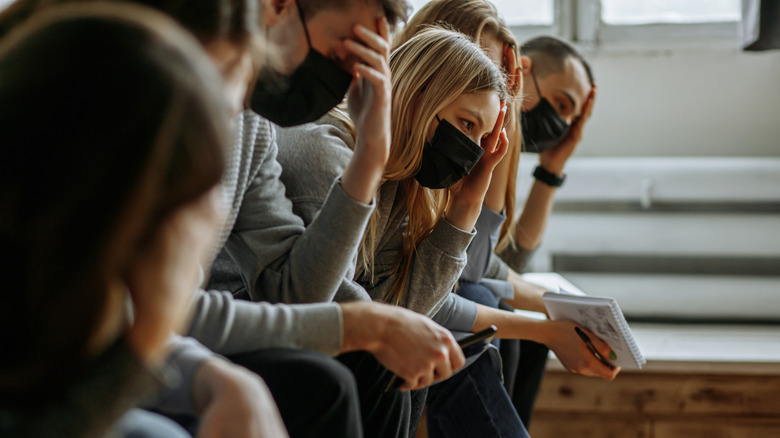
[425,345,529,438]
[228,348,363,438]
[456,281,549,427]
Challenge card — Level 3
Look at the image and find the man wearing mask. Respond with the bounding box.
[474,35,597,426]
[194,0,466,437]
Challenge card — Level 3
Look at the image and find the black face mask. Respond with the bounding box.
[521,70,570,153]
[250,0,353,127]
[415,116,485,189]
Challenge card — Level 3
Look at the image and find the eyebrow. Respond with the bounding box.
[464,109,485,131]
[561,90,577,112]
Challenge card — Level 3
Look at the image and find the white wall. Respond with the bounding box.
[574,47,780,157]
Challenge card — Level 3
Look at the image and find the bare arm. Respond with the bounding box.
[469,301,620,380]
[512,86,597,251]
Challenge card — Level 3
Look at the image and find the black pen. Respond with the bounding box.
[574,326,615,369]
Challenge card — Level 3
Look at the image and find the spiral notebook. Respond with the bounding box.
[543,290,646,369]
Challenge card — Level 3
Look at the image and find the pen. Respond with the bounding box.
[574,326,615,369]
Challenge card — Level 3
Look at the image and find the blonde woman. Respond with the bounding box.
[396,0,556,426]
[275,25,616,436]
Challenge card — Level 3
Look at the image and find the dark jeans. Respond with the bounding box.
[456,281,549,427]
[228,348,363,438]
[426,347,529,438]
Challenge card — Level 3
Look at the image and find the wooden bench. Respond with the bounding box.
[529,323,780,438]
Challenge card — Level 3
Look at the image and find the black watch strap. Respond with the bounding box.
[533,165,565,187]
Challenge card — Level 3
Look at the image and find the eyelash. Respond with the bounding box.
[461,119,474,131]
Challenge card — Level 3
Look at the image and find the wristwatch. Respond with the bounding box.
[533,165,565,187]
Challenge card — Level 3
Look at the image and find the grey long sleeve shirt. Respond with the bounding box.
[160,110,377,416]
[185,110,366,356]
[275,115,476,321]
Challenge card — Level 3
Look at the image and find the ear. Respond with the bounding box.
[264,0,293,26]
[519,55,532,74]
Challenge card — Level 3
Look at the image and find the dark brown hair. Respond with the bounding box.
[521,35,595,85]
[0,3,229,404]
[299,0,409,30]
[0,0,261,46]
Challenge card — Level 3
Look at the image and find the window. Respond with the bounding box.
[409,0,743,51]
[601,0,741,25]
[591,0,742,50]
[408,0,554,26]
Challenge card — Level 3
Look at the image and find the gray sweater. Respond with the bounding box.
[460,206,536,301]
[160,110,377,414]
[275,115,478,327]
[185,110,377,357]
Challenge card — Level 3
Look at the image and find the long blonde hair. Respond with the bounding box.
[363,26,507,305]
[395,0,522,252]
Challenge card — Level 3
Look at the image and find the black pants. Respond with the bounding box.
[228,348,363,438]
[337,352,411,438]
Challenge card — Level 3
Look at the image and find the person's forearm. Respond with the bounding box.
[339,301,383,354]
[187,290,342,356]
[482,147,512,213]
[340,139,386,204]
[445,196,483,233]
[471,302,551,344]
[514,179,557,250]
[504,269,548,314]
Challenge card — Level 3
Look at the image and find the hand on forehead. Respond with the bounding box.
[533,56,591,123]
[306,1,384,71]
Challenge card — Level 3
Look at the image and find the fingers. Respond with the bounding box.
[376,15,389,44]
[354,63,386,89]
[344,23,389,75]
[583,327,617,366]
[495,129,509,158]
[344,39,385,74]
[503,43,521,95]
[355,23,390,56]
[575,327,620,380]
[447,335,466,371]
[481,103,507,152]
[583,85,596,121]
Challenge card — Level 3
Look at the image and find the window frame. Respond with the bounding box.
[506,0,741,53]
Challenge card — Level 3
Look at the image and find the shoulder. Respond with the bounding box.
[275,114,355,174]
[237,110,276,158]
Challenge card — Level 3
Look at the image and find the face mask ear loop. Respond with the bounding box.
[294,0,313,49]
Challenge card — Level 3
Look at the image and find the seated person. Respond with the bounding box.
[0,4,285,437]
[1,0,466,435]
[275,26,618,437]
[399,0,599,425]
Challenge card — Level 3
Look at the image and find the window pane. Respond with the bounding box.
[602,0,741,25]
[407,0,554,26]
[492,0,554,26]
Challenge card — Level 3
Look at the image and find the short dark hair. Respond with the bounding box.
[521,35,594,85]
[299,0,410,30]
